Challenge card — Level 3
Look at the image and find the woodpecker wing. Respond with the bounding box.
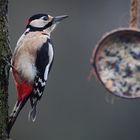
[33,38,54,98]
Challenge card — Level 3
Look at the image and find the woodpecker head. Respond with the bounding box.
[26,13,68,33]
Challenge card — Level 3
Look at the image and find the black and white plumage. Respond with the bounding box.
[28,38,54,121]
[7,13,68,136]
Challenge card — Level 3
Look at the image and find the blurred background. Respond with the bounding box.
[8,0,140,140]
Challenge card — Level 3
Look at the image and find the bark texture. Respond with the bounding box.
[0,0,11,139]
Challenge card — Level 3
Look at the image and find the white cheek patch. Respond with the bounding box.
[44,43,54,81]
[30,19,48,28]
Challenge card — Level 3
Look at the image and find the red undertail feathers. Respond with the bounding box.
[16,81,33,101]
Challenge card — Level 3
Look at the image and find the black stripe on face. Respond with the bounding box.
[26,20,53,32]
[29,14,48,22]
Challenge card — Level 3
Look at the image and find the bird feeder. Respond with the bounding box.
[90,0,140,98]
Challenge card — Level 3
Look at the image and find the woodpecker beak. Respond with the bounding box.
[53,15,68,24]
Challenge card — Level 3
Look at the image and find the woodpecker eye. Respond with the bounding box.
[43,16,48,21]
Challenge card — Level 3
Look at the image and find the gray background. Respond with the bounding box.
[8,0,140,140]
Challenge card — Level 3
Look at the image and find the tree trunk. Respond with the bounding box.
[0,0,11,139]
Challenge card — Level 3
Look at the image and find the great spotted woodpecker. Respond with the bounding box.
[7,13,68,135]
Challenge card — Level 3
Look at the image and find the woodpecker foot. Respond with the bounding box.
[1,55,17,73]
[1,55,11,66]
[0,56,12,80]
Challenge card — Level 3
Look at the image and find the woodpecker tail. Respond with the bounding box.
[7,97,29,137]
[28,97,38,122]
[28,103,37,122]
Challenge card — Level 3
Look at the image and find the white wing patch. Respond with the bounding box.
[44,43,54,81]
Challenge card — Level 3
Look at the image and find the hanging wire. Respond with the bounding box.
[129,0,139,28]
